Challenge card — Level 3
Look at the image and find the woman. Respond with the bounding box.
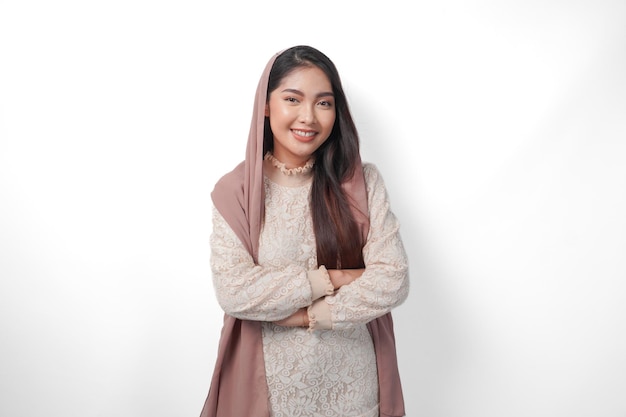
[200,45,409,417]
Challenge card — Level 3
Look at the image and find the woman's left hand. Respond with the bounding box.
[273,308,309,327]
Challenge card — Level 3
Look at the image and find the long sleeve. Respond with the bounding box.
[310,163,409,330]
[211,206,331,321]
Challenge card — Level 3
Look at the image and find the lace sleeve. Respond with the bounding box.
[325,163,410,329]
[210,206,314,321]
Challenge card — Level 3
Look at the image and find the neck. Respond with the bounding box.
[264,152,315,176]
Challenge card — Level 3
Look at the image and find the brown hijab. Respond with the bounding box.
[200,48,405,417]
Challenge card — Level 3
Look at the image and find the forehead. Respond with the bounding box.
[276,66,333,91]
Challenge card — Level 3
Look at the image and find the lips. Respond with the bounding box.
[292,129,317,141]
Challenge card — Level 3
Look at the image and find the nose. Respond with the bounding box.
[299,104,316,124]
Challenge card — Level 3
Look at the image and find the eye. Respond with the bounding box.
[318,100,333,108]
[285,97,299,103]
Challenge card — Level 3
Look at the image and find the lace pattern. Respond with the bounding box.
[210,163,409,417]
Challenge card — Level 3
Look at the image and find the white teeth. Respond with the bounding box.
[293,130,315,137]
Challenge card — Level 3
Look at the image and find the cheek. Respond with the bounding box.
[269,108,293,136]
[270,104,295,122]
[321,112,336,131]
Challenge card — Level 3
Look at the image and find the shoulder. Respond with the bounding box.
[213,161,245,190]
[362,161,379,176]
[361,162,391,210]
[362,162,386,189]
[212,161,245,200]
[211,161,246,216]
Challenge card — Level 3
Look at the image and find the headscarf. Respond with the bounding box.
[200,48,405,417]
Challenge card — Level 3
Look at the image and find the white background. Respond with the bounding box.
[1,1,625,416]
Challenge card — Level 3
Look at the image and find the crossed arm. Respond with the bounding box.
[210,164,409,330]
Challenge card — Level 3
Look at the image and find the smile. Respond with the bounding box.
[292,129,316,138]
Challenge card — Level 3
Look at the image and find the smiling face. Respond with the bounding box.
[265,65,336,168]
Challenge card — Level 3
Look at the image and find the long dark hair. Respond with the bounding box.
[264,45,365,269]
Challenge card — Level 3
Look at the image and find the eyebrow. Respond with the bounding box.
[280,88,334,98]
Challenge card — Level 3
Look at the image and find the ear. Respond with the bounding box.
[264,103,270,117]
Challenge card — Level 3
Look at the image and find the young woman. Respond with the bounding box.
[200,45,409,417]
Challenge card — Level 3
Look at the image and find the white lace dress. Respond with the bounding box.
[210,162,409,417]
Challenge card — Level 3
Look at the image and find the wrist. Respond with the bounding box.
[328,269,343,290]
